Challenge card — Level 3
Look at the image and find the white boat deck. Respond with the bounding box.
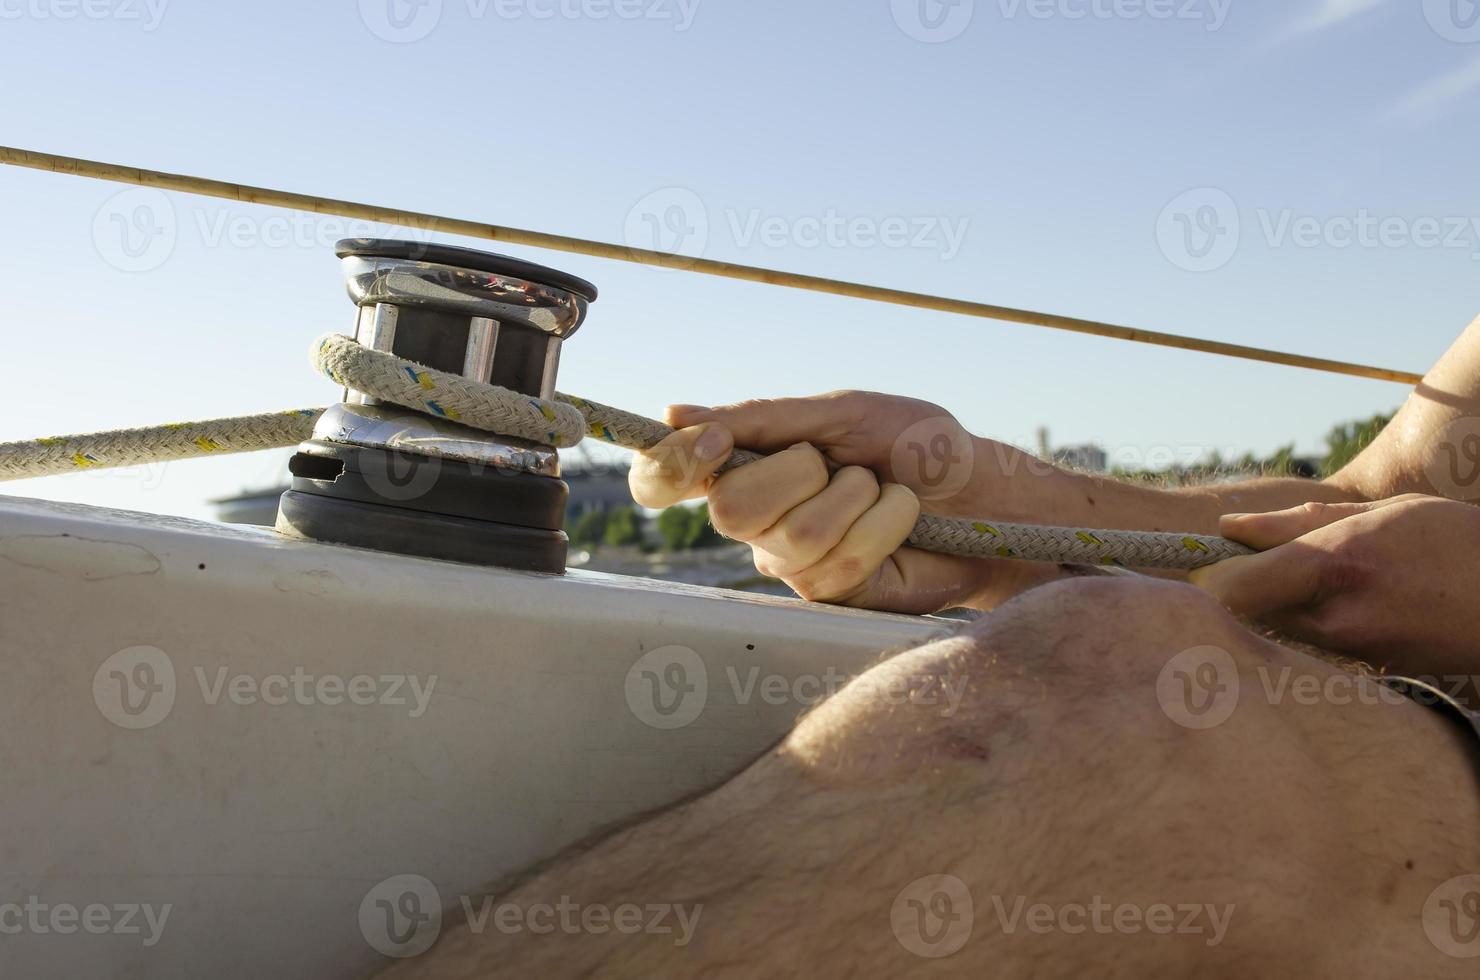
[0,495,943,978]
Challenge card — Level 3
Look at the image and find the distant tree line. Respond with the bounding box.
[568,502,724,553]
[1110,411,1395,484]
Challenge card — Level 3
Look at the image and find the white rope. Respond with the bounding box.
[0,333,1254,570]
[0,409,325,481]
[314,334,588,448]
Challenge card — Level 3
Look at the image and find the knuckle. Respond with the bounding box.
[1315,540,1374,595]
[707,478,767,539]
[776,518,826,555]
[788,577,820,601]
[837,465,880,494]
[790,444,830,487]
[705,489,747,537]
[750,548,780,579]
[789,574,833,603]
[881,482,921,518]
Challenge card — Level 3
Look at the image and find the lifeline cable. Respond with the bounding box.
[0,145,1424,386]
[0,334,1254,571]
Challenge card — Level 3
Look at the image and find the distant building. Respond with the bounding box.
[1036,427,1108,474]
[1054,444,1108,474]
[211,487,284,526]
[563,463,636,518]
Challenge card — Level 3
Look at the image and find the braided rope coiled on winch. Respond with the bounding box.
[0,333,1254,570]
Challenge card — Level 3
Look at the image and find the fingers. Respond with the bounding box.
[629,423,734,509]
[1188,540,1327,618]
[749,467,881,578]
[665,393,866,454]
[708,443,831,540]
[1219,496,1421,551]
[788,484,921,603]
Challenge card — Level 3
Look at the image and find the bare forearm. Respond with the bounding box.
[1049,471,1362,534]
[959,315,1480,533]
[962,437,1363,535]
[1329,314,1480,501]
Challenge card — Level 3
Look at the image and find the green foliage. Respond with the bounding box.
[1262,444,1299,477]
[568,509,608,548]
[655,503,723,552]
[693,504,722,548]
[602,506,643,548]
[1321,413,1394,477]
[1108,440,1316,484]
[656,505,700,551]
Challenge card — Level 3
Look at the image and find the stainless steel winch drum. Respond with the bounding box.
[275,239,599,573]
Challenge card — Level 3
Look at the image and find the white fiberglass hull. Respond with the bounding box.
[0,495,939,978]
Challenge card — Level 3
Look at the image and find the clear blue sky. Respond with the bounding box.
[2,0,1479,518]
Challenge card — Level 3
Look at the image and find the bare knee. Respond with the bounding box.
[778,576,1273,787]
[974,575,1257,683]
[759,576,1357,971]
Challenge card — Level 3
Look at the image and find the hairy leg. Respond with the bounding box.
[381,578,1480,979]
